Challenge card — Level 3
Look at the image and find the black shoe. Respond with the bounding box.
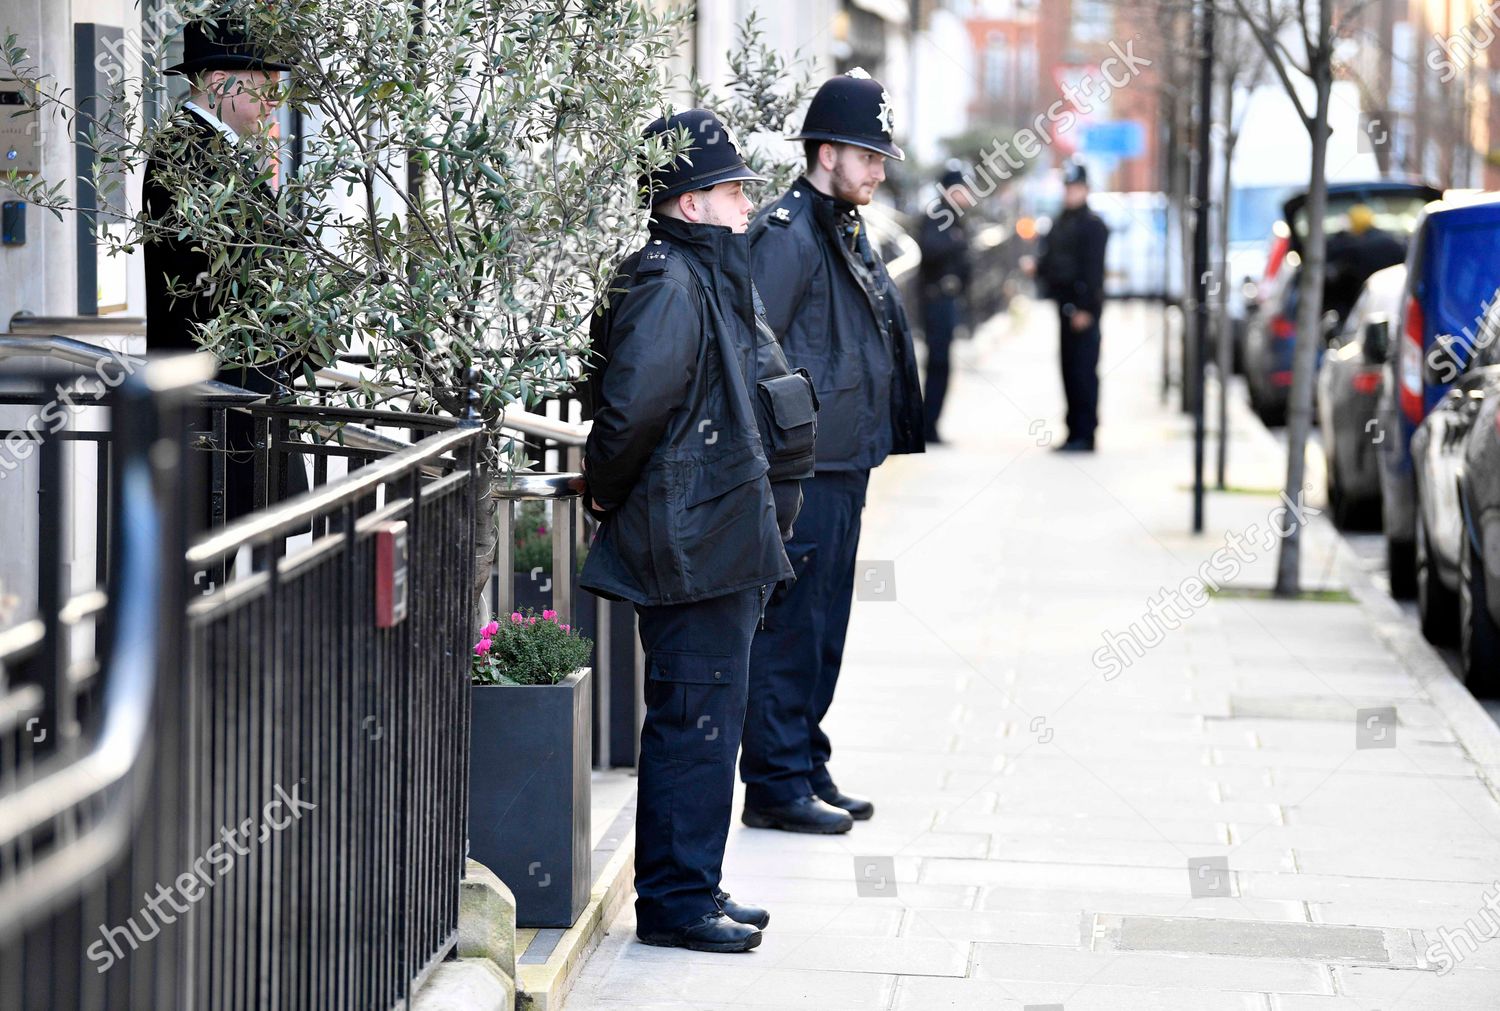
[638,912,762,953]
[924,430,944,445]
[741,795,853,834]
[1053,439,1095,453]
[715,889,770,929]
[815,786,875,821]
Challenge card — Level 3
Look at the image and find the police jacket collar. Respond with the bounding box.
[647,213,743,262]
[645,214,755,326]
[799,175,858,215]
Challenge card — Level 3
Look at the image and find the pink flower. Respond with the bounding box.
[536,524,548,535]
[542,609,557,621]
[474,638,492,656]
[561,624,571,632]
[510,612,524,624]
[527,616,537,625]
[481,620,499,637]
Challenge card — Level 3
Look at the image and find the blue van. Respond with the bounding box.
[1375,192,1500,596]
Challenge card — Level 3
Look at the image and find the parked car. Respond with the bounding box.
[1375,192,1500,597]
[1317,264,1405,528]
[1243,180,1439,426]
[1226,185,1296,369]
[1457,334,1500,686]
[1410,297,1500,658]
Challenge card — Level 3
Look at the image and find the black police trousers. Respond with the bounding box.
[1059,305,1101,445]
[633,585,761,934]
[922,296,960,440]
[740,469,869,808]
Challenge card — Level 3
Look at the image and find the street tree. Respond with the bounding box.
[1219,0,1363,596]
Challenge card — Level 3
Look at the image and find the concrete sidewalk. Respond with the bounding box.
[562,299,1500,1010]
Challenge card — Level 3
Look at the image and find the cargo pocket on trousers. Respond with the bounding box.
[647,650,736,763]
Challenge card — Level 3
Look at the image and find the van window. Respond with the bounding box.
[1431,219,1500,347]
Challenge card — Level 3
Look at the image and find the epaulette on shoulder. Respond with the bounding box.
[761,188,813,229]
[635,240,677,276]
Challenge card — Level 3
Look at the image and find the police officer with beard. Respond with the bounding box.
[739,70,926,835]
[579,110,817,953]
[1036,160,1109,452]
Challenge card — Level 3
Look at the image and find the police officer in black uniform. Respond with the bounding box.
[739,70,926,834]
[916,163,975,444]
[1035,160,1109,452]
[580,110,817,953]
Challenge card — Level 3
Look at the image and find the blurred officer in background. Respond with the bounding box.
[1324,204,1406,323]
[580,109,817,953]
[740,69,926,835]
[916,162,974,444]
[1035,160,1109,452]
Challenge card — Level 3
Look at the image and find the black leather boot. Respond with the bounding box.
[816,785,875,821]
[715,889,770,928]
[741,794,853,834]
[638,912,762,953]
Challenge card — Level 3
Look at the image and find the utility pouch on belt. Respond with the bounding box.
[756,368,819,482]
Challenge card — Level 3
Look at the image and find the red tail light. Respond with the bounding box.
[1264,233,1290,283]
[1399,295,1424,424]
[1352,371,1380,395]
[1270,316,1296,339]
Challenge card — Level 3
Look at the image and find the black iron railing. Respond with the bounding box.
[0,345,484,1008]
[1,355,211,1009]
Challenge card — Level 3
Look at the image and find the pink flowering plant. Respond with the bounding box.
[471,608,593,686]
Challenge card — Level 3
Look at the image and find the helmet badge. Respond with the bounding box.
[877,91,895,135]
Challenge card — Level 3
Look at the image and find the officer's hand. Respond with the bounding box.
[1019,255,1036,278]
[1071,310,1094,331]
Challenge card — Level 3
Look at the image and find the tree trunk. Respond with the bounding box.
[1274,51,1332,598]
[1216,95,1236,489]
[472,470,500,629]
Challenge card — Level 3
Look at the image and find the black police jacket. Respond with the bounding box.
[1037,204,1109,317]
[143,107,310,526]
[580,215,793,606]
[750,178,926,471]
[917,207,972,304]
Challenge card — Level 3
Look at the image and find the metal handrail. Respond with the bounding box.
[186,422,481,565]
[315,366,591,446]
[0,334,259,400]
[0,355,213,937]
[7,313,147,337]
[494,472,584,499]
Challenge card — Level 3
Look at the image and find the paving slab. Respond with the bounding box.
[563,301,1500,1009]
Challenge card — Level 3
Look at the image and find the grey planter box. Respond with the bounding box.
[469,667,592,928]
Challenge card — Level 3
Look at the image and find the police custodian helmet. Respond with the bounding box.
[639,109,765,208]
[789,68,905,161]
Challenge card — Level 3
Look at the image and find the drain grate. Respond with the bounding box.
[1092,913,1427,968]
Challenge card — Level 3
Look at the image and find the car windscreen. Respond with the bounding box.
[1230,185,1291,244]
[1291,191,1431,244]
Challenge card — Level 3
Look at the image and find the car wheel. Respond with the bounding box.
[1460,530,1500,693]
[1387,537,1417,598]
[1328,462,1355,530]
[1416,507,1458,645]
